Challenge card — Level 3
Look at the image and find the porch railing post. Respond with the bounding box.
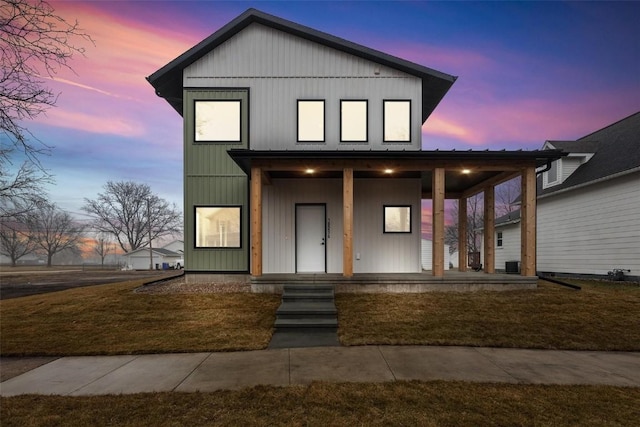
[343,167,354,277]
[432,167,445,277]
[250,166,262,276]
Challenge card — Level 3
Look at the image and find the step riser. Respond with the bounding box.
[284,286,334,292]
[276,314,337,320]
[282,297,334,303]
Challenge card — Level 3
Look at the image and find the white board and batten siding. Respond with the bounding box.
[262,178,422,274]
[537,173,640,276]
[183,23,423,150]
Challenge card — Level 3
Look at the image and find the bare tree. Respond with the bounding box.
[0,217,37,266]
[0,0,92,213]
[26,202,85,267]
[495,176,521,217]
[82,181,182,253]
[444,193,484,257]
[93,233,114,266]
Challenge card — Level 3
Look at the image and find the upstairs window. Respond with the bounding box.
[544,160,561,188]
[297,100,325,142]
[341,100,368,142]
[383,100,411,142]
[195,100,241,142]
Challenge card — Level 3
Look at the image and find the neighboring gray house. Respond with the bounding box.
[483,112,640,279]
[147,9,559,285]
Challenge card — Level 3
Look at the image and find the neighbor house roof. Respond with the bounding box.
[125,248,181,257]
[538,111,640,197]
[494,208,521,227]
[147,8,457,122]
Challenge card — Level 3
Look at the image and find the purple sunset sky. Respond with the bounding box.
[22,1,640,221]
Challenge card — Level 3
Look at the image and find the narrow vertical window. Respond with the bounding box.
[383,100,411,142]
[497,231,503,247]
[297,100,325,142]
[194,100,241,142]
[195,206,242,248]
[341,100,368,142]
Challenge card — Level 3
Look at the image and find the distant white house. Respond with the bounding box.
[482,112,640,280]
[125,241,184,270]
[421,239,450,271]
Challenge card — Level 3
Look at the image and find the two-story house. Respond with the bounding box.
[147,9,561,290]
[483,112,639,280]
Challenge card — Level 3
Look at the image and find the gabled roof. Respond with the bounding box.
[539,111,640,196]
[495,208,521,227]
[147,8,457,121]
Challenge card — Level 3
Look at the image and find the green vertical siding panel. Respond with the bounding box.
[183,89,250,272]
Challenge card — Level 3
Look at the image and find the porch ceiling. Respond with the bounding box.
[229,149,566,198]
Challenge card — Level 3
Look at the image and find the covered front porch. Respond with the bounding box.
[251,271,538,293]
[229,149,564,281]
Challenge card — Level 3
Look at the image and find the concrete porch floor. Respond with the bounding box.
[251,271,538,293]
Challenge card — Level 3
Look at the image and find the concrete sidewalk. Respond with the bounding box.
[1,346,639,396]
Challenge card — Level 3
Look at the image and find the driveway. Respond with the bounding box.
[0,269,180,300]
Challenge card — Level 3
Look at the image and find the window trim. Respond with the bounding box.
[497,231,503,248]
[383,99,411,143]
[383,205,413,234]
[297,99,325,143]
[543,159,561,188]
[194,99,242,143]
[340,99,368,143]
[194,205,243,249]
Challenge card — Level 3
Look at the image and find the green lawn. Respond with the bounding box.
[2,381,638,426]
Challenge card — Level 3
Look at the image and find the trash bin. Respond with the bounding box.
[162,262,169,270]
[505,261,520,274]
[155,263,160,270]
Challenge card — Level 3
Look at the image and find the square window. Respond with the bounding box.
[341,100,368,142]
[297,100,325,142]
[195,206,241,248]
[195,100,241,142]
[383,100,411,142]
[384,205,412,233]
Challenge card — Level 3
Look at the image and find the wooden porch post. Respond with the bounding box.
[432,168,445,277]
[458,197,468,272]
[483,185,496,274]
[343,167,354,277]
[250,166,262,276]
[521,166,537,276]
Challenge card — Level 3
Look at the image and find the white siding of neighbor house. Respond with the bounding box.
[481,222,521,271]
[537,172,640,276]
[262,178,421,274]
[421,240,450,271]
[184,23,423,150]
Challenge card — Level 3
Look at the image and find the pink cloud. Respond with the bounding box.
[38,108,145,138]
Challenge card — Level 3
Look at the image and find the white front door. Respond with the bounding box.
[296,204,326,273]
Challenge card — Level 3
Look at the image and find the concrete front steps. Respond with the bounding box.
[269,285,339,348]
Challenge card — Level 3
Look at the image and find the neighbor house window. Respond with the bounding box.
[383,100,411,142]
[341,100,368,142]
[297,100,325,142]
[497,231,503,247]
[383,205,412,233]
[195,206,241,248]
[195,100,241,142]
[544,160,561,188]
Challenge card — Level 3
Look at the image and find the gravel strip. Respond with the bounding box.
[134,277,250,294]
